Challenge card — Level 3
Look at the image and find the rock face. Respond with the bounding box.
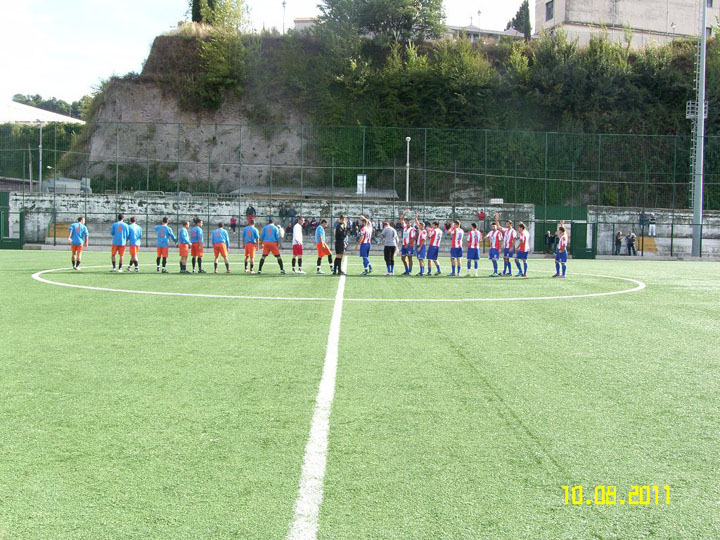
[79,34,309,192]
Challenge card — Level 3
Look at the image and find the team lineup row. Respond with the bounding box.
[66,211,570,278]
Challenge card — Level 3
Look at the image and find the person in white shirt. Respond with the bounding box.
[291,217,306,274]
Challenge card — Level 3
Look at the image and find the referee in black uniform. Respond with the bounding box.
[333,214,347,275]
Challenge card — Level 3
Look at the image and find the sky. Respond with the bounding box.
[0,0,535,104]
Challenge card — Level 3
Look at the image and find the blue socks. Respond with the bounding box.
[363,257,370,270]
[524,262,528,275]
[555,262,560,275]
[516,261,522,274]
[492,260,498,273]
[562,264,566,276]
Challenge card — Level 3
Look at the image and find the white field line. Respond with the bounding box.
[32,266,646,303]
[286,257,348,540]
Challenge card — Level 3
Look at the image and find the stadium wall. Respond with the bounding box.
[9,192,535,247]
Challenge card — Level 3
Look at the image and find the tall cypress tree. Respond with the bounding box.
[506,0,532,40]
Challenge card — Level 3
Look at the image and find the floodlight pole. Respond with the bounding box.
[405,136,411,202]
[692,0,708,257]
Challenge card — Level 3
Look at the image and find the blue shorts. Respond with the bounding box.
[467,248,480,260]
[516,251,528,260]
[555,251,568,263]
[450,247,463,259]
[489,248,500,260]
[360,244,371,258]
[427,246,439,261]
[401,245,415,256]
[503,248,514,258]
[416,245,426,260]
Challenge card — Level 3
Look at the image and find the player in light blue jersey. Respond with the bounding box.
[212,223,231,273]
[190,217,206,273]
[154,217,177,273]
[257,219,285,275]
[315,219,332,274]
[242,219,260,273]
[110,214,130,272]
[127,216,142,272]
[178,220,191,273]
[67,216,88,270]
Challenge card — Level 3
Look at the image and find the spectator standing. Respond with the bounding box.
[230,216,237,233]
[639,210,647,237]
[279,204,287,226]
[544,231,552,254]
[287,204,297,225]
[648,214,656,237]
[614,231,623,255]
[245,204,256,224]
[626,230,637,256]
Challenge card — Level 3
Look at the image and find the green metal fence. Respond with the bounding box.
[2,122,720,210]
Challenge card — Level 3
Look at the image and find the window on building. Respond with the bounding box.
[707,27,713,38]
[707,0,713,8]
[546,1,554,21]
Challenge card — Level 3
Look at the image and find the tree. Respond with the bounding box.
[318,0,445,46]
[190,0,215,23]
[12,93,90,119]
[506,0,532,40]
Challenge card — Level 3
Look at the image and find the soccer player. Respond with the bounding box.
[154,217,177,273]
[332,215,348,275]
[554,221,569,278]
[257,219,286,275]
[212,222,231,274]
[466,223,482,277]
[486,222,502,277]
[190,218,206,273]
[354,215,373,275]
[414,214,427,276]
[380,220,399,275]
[127,217,142,272]
[449,220,464,277]
[426,221,442,276]
[292,217,306,274]
[398,209,415,275]
[313,219,333,274]
[515,222,530,277]
[68,216,88,270]
[110,213,130,273]
[242,219,260,273]
[496,214,517,276]
[178,220,191,273]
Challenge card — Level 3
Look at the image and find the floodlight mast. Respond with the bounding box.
[691,0,708,257]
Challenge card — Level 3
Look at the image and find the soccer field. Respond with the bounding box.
[1,249,719,539]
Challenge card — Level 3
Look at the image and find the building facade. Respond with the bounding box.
[536,0,719,48]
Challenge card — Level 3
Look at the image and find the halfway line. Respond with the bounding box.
[287,257,347,540]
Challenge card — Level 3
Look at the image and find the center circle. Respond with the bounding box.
[31,266,646,303]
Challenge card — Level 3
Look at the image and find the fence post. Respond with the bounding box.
[392,158,396,218]
[597,134,602,209]
[331,158,335,242]
[670,217,674,257]
[514,161,518,226]
[145,153,150,247]
[115,123,120,215]
[300,124,304,205]
[484,130,488,199]
[570,162,575,222]
[269,156,273,219]
[423,127,428,211]
[361,126,366,215]
[612,223,615,255]
[453,160,457,219]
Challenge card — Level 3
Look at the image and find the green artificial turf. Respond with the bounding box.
[1,250,718,539]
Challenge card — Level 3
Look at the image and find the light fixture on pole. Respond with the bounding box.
[38,121,44,190]
[282,0,287,35]
[405,136,411,202]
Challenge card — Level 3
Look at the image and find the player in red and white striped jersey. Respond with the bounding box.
[354,214,374,274]
[449,220,464,276]
[465,223,482,277]
[426,222,443,275]
[514,222,530,277]
[485,222,502,276]
[495,213,518,276]
[414,214,428,276]
[397,209,416,275]
[554,220,569,278]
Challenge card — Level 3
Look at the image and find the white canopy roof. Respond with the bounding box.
[0,100,85,125]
